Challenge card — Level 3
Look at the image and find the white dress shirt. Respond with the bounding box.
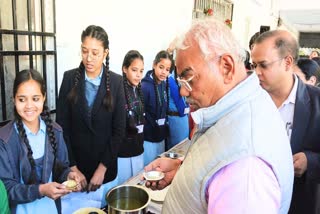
[278,74,298,140]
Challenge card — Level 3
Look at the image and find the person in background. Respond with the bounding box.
[0,69,80,214]
[309,50,319,59]
[141,50,172,165]
[166,42,190,149]
[56,25,125,212]
[244,50,252,72]
[311,56,320,67]
[166,70,190,149]
[251,30,320,214]
[117,50,145,185]
[145,18,293,214]
[249,31,260,51]
[295,58,320,86]
[0,180,9,214]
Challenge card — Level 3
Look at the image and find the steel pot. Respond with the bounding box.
[106,185,150,214]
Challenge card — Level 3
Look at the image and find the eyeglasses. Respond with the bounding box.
[81,49,103,61]
[251,57,286,70]
[176,55,222,92]
[176,75,194,92]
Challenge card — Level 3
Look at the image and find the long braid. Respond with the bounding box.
[137,82,145,124]
[123,73,132,110]
[40,105,63,181]
[123,76,145,125]
[67,62,83,104]
[103,56,113,111]
[41,106,56,156]
[16,118,37,184]
[152,71,159,117]
[166,76,169,114]
[123,73,138,130]
[174,66,179,86]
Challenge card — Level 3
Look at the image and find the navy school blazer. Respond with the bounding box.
[289,77,320,214]
[56,66,126,184]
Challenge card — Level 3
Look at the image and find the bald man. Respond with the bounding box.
[251,30,320,214]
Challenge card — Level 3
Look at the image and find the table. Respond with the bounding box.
[124,138,191,213]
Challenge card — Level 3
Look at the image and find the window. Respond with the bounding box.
[193,0,233,23]
[0,0,57,121]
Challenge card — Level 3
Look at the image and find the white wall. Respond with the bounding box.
[56,0,288,88]
[231,0,279,51]
[56,0,193,88]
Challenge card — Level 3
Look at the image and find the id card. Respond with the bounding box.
[136,125,144,134]
[184,107,190,114]
[157,118,166,126]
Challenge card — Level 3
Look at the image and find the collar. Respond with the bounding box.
[85,67,103,86]
[281,74,298,106]
[191,73,262,131]
[14,117,46,135]
[148,71,167,83]
[126,81,136,90]
[126,82,137,95]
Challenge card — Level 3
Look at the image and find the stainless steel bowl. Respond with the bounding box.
[106,185,150,214]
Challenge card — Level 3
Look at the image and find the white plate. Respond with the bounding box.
[73,207,106,214]
[143,171,164,181]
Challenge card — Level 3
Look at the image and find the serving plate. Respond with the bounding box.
[143,171,164,181]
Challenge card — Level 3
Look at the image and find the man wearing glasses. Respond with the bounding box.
[144,18,293,214]
[251,30,320,214]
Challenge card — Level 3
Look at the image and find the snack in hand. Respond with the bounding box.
[63,180,77,190]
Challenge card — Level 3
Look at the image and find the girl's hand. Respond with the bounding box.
[39,182,71,200]
[87,163,106,192]
[71,166,87,190]
[67,171,82,192]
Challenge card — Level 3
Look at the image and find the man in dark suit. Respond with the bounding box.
[251,30,320,214]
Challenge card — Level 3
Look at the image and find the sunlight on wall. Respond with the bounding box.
[232,0,279,51]
[55,0,193,88]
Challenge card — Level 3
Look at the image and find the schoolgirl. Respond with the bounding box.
[0,69,80,214]
[117,50,145,184]
[166,43,190,149]
[141,50,172,165]
[56,25,126,212]
[167,69,190,149]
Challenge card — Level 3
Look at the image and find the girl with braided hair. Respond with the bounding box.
[141,50,172,165]
[56,25,125,212]
[117,50,145,185]
[0,69,80,214]
[166,41,190,150]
